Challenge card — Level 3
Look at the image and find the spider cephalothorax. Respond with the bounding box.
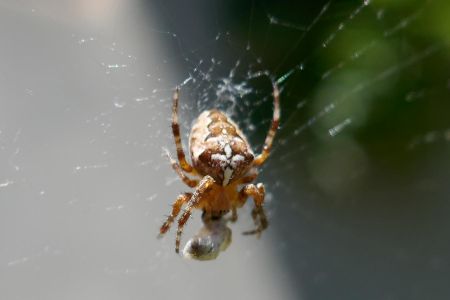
[159,83,280,253]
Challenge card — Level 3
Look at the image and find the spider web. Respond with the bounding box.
[1,0,449,299]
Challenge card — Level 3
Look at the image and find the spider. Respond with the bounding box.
[159,83,280,253]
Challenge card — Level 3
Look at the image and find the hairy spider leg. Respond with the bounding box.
[175,175,215,253]
[164,148,198,188]
[159,193,192,236]
[237,171,259,185]
[238,183,268,236]
[172,87,196,173]
[230,171,260,222]
[254,83,280,166]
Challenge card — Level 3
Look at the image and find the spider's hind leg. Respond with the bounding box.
[164,148,198,188]
[229,207,238,222]
[239,183,268,237]
[229,171,259,223]
[254,83,280,166]
[172,87,196,173]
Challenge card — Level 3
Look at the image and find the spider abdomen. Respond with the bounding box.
[189,109,254,186]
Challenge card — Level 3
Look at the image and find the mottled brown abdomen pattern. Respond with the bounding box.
[189,110,254,186]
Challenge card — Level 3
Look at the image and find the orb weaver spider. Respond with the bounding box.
[159,83,280,253]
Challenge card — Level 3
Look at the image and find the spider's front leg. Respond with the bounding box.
[239,183,268,237]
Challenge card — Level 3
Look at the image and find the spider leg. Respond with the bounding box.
[163,148,198,187]
[175,175,215,253]
[159,193,192,236]
[172,87,196,173]
[239,183,268,237]
[228,171,258,223]
[254,83,280,166]
[236,170,259,185]
[230,207,238,222]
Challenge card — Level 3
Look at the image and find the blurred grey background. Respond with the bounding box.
[1,0,449,299]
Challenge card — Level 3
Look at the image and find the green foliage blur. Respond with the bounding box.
[213,0,450,201]
[225,0,449,176]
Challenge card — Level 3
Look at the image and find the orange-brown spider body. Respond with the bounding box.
[190,110,255,187]
[160,84,280,253]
